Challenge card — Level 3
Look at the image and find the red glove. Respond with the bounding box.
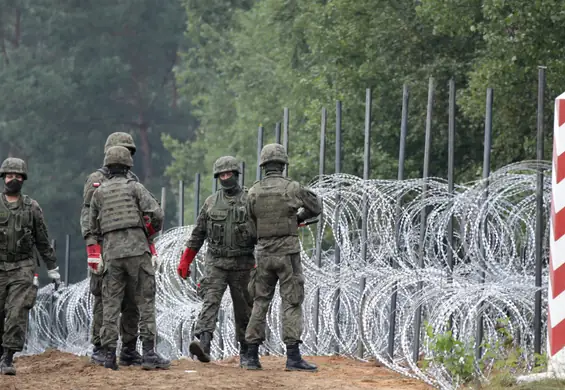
[87,244,103,274]
[144,216,157,237]
[177,248,198,279]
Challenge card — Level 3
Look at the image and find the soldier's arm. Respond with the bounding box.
[89,192,102,242]
[185,201,209,251]
[135,184,164,233]
[31,200,58,270]
[80,173,100,245]
[246,189,258,235]
[296,184,322,222]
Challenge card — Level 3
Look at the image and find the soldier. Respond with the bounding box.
[244,144,322,372]
[177,156,255,366]
[89,146,169,371]
[0,158,61,375]
[80,132,142,366]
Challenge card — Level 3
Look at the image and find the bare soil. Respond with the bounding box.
[0,350,433,390]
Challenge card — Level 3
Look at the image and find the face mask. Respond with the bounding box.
[4,179,23,195]
[220,175,239,192]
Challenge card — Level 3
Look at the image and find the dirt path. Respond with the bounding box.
[0,350,433,390]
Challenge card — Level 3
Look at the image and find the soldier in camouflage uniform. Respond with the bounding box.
[244,144,322,372]
[89,146,169,371]
[177,156,255,366]
[80,132,142,366]
[0,158,61,375]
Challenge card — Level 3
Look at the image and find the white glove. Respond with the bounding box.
[88,256,105,275]
[48,266,61,281]
[151,255,159,269]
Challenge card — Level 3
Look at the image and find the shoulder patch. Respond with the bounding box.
[93,182,100,187]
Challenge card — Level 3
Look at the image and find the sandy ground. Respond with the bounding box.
[0,350,433,390]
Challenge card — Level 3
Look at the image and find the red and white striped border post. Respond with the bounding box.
[548,92,565,376]
[519,92,565,383]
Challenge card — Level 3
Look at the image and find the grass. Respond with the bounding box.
[484,372,565,389]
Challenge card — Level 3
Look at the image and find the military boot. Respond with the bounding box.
[90,344,105,366]
[119,340,142,366]
[189,331,212,363]
[0,349,16,375]
[285,343,317,372]
[245,343,262,370]
[141,340,171,370]
[239,342,249,368]
[104,348,118,370]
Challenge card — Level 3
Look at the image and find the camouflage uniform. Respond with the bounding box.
[89,146,169,371]
[0,158,60,375]
[244,144,322,372]
[185,156,255,366]
[80,132,141,366]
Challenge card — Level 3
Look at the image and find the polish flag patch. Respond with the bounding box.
[93,182,100,187]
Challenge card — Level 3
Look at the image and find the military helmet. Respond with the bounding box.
[104,146,134,168]
[104,132,136,155]
[213,156,241,178]
[259,143,288,166]
[0,158,28,180]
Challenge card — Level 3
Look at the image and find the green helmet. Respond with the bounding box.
[259,143,288,166]
[104,132,136,155]
[0,158,28,180]
[213,156,241,178]
[104,146,134,167]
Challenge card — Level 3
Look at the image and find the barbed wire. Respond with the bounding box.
[21,160,551,390]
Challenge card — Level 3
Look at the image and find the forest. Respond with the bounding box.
[0,0,562,282]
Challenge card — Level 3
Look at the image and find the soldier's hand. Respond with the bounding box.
[177,247,197,279]
[149,243,159,269]
[47,266,62,284]
[87,244,103,274]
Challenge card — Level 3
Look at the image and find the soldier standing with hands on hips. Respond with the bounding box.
[244,144,322,372]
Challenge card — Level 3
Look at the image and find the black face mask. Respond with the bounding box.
[4,179,23,195]
[220,175,239,194]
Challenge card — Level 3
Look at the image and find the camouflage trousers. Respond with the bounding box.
[245,253,304,345]
[100,253,156,349]
[90,272,139,347]
[194,264,253,343]
[0,265,38,351]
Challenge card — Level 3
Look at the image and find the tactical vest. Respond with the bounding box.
[254,177,298,238]
[97,177,144,234]
[206,190,255,257]
[0,195,35,262]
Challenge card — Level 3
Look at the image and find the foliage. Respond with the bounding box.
[423,319,554,389]
[168,0,556,209]
[0,1,192,282]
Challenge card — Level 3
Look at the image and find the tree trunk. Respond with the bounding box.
[138,120,152,184]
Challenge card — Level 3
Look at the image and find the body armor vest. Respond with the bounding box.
[206,189,254,257]
[97,177,144,234]
[0,195,35,262]
[254,177,298,238]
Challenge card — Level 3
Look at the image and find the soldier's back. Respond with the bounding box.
[95,176,148,261]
